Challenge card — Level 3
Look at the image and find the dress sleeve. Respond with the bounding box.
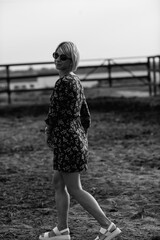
[80,98,91,130]
[45,89,58,126]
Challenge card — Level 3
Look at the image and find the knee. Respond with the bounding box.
[66,185,82,197]
[53,172,65,191]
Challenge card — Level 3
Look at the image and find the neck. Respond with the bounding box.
[59,70,71,78]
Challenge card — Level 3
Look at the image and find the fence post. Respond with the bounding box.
[147,57,152,96]
[108,59,112,87]
[6,65,11,104]
[152,57,157,96]
[158,56,160,94]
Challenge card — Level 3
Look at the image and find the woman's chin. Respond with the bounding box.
[55,65,62,70]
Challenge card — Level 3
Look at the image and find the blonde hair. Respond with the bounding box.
[55,41,80,72]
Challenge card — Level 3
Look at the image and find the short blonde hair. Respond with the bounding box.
[55,41,80,72]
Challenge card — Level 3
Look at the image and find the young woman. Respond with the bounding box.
[39,41,121,240]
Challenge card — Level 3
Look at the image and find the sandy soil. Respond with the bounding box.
[0,97,160,240]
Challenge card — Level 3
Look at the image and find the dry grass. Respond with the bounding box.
[0,96,160,240]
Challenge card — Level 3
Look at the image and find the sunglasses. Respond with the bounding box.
[53,52,71,61]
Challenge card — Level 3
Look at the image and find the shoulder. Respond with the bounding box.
[62,74,79,82]
[62,74,81,88]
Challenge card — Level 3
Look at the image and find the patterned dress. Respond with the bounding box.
[45,74,91,173]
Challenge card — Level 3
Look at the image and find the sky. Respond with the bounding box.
[0,0,160,65]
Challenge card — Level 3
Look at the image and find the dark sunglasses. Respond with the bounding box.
[53,52,71,61]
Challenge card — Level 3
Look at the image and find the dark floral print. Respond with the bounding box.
[45,74,91,173]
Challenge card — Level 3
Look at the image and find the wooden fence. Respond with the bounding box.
[0,55,160,104]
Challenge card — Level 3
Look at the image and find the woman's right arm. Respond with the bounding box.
[80,99,91,134]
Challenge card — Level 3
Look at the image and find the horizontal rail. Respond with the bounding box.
[0,61,54,67]
[0,74,148,82]
[0,72,58,81]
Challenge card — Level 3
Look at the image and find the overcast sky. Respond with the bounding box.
[0,0,160,64]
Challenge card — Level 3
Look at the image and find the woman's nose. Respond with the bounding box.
[56,56,61,62]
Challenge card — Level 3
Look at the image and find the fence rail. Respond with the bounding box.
[0,55,160,104]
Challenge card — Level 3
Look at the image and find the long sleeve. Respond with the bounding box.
[80,98,91,130]
[45,88,59,126]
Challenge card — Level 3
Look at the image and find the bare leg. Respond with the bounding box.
[53,171,70,230]
[62,172,112,229]
[41,171,70,238]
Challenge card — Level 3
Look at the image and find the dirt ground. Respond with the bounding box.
[0,96,160,240]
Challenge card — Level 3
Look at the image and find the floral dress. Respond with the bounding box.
[45,74,91,173]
